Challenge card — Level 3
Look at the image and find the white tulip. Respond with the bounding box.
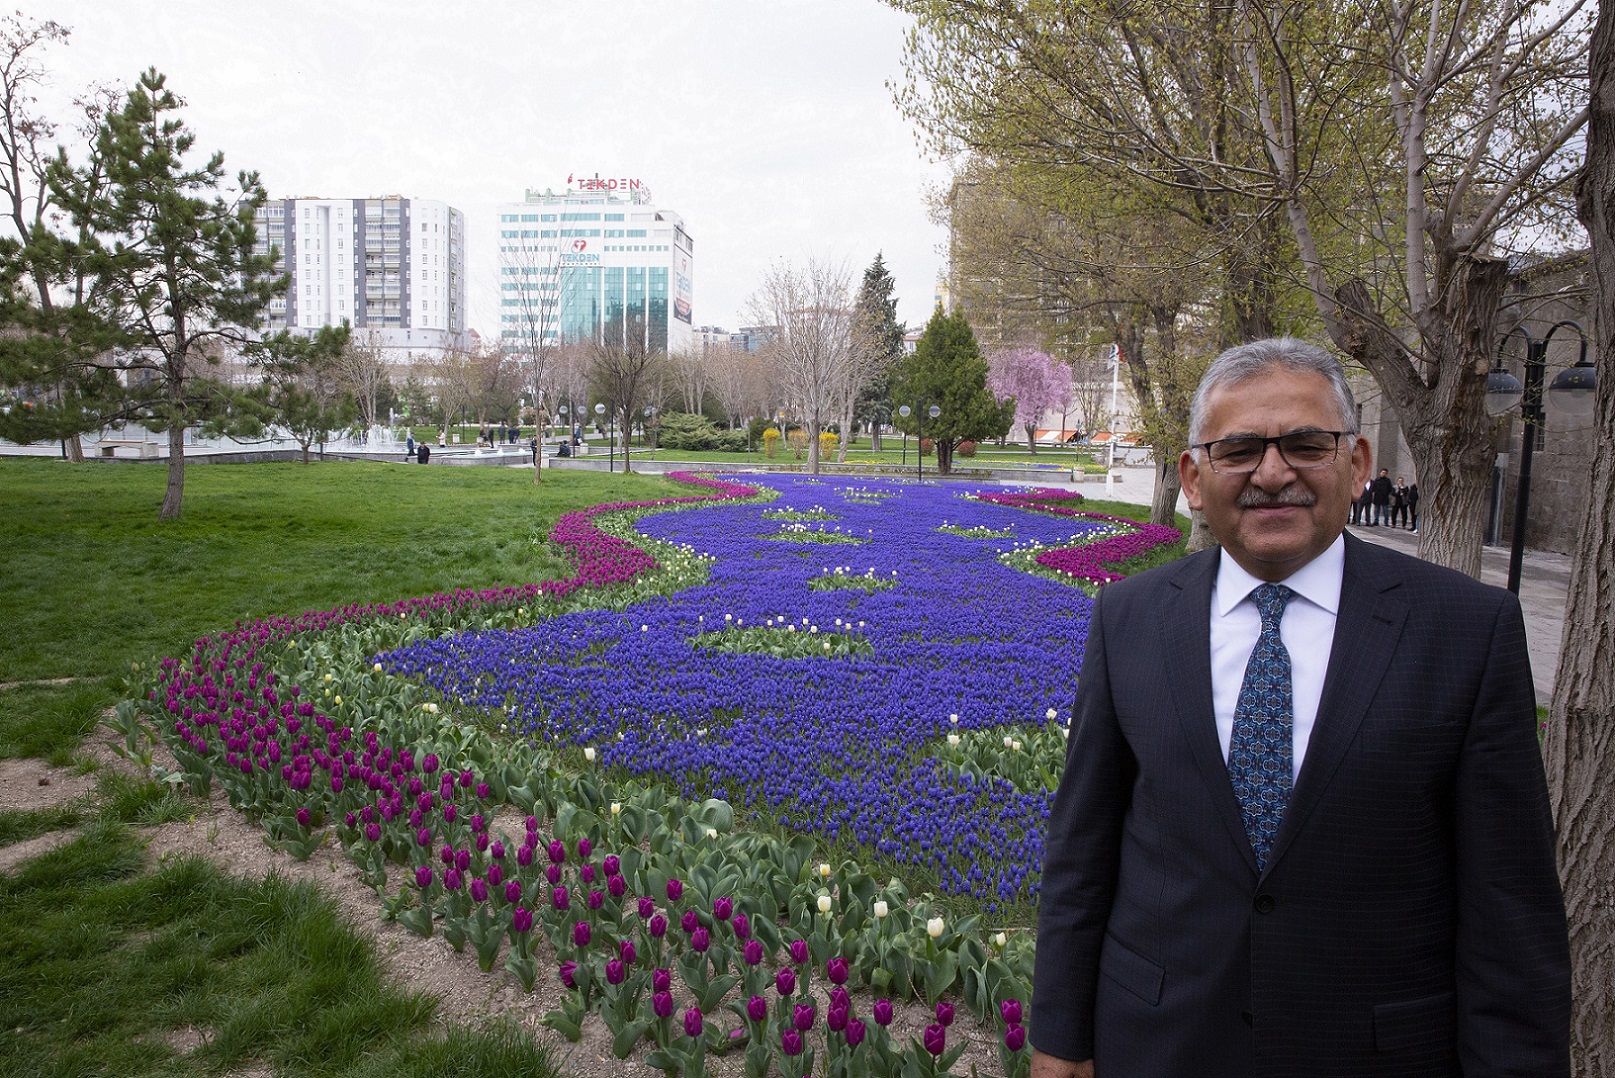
[610,801,622,815]
[994,931,1008,947]
[873,900,889,919]
[584,746,596,762]
[927,917,945,939]
[818,894,833,914]
[947,734,961,747]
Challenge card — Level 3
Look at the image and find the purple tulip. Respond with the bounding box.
[638,896,655,919]
[580,864,596,884]
[490,840,505,860]
[873,999,894,1026]
[608,874,626,898]
[422,753,439,774]
[545,864,562,885]
[793,1003,816,1032]
[653,968,672,993]
[650,914,667,938]
[573,921,591,947]
[415,865,433,889]
[552,886,569,911]
[830,986,850,1011]
[1001,999,1023,1026]
[936,1001,955,1027]
[443,868,462,891]
[606,959,626,985]
[691,927,710,952]
[504,880,522,904]
[666,878,684,902]
[588,889,603,910]
[454,848,470,871]
[827,957,850,985]
[442,804,457,823]
[652,991,674,1019]
[441,845,456,865]
[731,912,751,939]
[746,994,768,1023]
[924,1024,946,1057]
[295,807,311,827]
[416,828,433,848]
[577,837,592,859]
[789,938,809,965]
[516,845,534,867]
[559,960,577,988]
[364,823,381,842]
[512,906,533,933]
[620,940,637,965]
[548,840,566,864]
[487,864,503,887]
[603,854,621,876]
[525,815,539,833]
[681,909,700,934]
[743,939,764,966]
[1005,1024,1026,1051]
[781,1028,803,1057]
[776,968,796,996]
[827,1005,848,1033]
[846,1018,868,1048]
[683,1007,703,1038]
[471,877,489,902]
[713,896,733,921]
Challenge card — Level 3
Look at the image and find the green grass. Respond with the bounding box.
[0,681,117,764]
[0,822,559,1078]
[0,459,685,683]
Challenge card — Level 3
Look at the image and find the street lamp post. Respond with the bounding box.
[899,402,942,480]
[595,401,612,473]
[1485,320,1596,593]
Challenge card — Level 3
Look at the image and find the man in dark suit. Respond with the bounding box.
[1031,338,1569,1077]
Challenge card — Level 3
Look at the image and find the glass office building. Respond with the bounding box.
[498,179,693,355]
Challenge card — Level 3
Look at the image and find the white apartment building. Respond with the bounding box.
[255,196,468,362]
[498,177,693,355]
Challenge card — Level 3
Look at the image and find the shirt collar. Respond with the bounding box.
[1213,534,1345,618]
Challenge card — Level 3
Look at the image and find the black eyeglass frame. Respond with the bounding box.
[1192,430,1356,474]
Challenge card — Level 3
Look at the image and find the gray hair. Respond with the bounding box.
[1188,337,1359,448]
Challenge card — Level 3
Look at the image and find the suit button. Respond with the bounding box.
[1241,1010,1254,1027]
[1254,893,1276,914]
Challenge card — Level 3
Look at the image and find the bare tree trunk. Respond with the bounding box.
[1150,456,1180,529]
[619,404,632,474]
[1554,14,1615,1071]
[160,422,185,521]
[1024,422,1038,454]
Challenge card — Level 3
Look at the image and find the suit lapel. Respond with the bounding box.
[1268,533,1408,871]
[1162,549,1261,875]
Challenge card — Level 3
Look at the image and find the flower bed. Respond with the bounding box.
[121,471,1179,1077]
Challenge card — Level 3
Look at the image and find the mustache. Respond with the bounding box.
[1237,487,1317,509]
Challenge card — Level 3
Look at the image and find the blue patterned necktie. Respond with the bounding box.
[1228,582,1295,872]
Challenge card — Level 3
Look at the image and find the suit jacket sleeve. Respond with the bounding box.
[1455,592,1571,1076]
[1031,586,1135,1062]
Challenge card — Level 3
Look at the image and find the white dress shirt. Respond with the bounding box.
[1208,535,1345,781]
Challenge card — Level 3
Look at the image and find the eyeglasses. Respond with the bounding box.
[1194,431,1353,474]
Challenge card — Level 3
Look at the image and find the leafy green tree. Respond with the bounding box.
[890,306,1013,474]
[851,252,906,451]
[268,324,355,464]
[45,68,285,520]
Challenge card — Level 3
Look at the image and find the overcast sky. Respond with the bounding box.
[22,0,953,339]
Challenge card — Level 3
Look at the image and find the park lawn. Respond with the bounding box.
[0,458,682,684]
[0,818,558,1078]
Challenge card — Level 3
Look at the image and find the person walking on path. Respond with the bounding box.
[1407,482,1420,533]
[1391,477,1409,529]
[1031,337,1569,1078]
[406,434,414,461]
[1369,468,1393,525]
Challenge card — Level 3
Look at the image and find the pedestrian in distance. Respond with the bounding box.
[405,433,414,461]
[1369,468,1393,525]
[1407,482,1421,533]
[1031,337,1569,1078]
[1391,476,1409,529]
[417,442,430,465]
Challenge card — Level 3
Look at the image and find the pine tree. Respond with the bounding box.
[46,68,285,519]
[890,306,1014,474]
[851,253,905,450]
